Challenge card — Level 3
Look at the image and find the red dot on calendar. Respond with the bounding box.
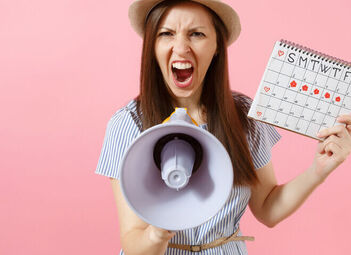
[302,85,308,91]
[278,50,284,56]
[264,86,270,92]
[257,111,262,117]
[325,92,330,99]
[335,96,341,102]
[314,89,319,95]
[290,81,297,87]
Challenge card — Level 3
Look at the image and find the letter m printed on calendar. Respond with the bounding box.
[248,40,351,140]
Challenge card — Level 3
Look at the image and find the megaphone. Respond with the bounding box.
[120,108,233,231]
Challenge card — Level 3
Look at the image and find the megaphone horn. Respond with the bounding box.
[120,108,233,231]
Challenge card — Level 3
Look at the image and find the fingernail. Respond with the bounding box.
[316,132,322,137]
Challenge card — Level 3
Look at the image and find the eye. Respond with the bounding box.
[158,31,173,37]
[191,32,205,37]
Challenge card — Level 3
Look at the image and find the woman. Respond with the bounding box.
[95,0,351,254]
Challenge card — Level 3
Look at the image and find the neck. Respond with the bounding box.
[173,82,202,109]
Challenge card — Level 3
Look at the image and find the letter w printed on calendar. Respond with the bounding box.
[248,40,351,140]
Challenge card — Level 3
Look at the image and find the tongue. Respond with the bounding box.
[174,68,192,82]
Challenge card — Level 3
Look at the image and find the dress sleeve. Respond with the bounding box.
[233,92,281,169]
[248,120,281,169]
[95,107,141,179]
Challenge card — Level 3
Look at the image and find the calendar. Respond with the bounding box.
[248,40,351,140]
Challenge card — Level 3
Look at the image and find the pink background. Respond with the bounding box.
[1,0,350,254]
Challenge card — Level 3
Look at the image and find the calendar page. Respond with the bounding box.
[248,40,351,140]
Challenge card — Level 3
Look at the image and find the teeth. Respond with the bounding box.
[172,62,192,69]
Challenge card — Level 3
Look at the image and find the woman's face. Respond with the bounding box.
[154,2,217,105]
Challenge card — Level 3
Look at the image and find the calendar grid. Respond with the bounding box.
[264,69,351,98]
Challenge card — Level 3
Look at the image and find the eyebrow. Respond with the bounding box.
[158,26,206,32]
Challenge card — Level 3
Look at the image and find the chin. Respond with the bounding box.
[171,91,193,100]
[167,85,194,98]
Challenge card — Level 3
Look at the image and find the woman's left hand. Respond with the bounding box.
[313,113,351,181]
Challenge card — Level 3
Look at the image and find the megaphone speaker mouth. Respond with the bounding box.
[153,133,203,190]
[164,169,188,190]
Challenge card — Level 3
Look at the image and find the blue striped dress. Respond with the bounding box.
[95,98,281,255]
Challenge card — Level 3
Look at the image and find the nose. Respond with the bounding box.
[172,35,190,56]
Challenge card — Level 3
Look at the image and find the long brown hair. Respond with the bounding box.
[136,0,258,186]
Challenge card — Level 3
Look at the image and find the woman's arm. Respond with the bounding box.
[249,114,351,227]
[110,178,175,255]
[249,161,323,227]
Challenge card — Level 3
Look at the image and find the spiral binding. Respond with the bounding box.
[279,39,351,69]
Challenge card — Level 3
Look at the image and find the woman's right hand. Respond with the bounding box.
[111,178,176,255]
[147,225,176,244]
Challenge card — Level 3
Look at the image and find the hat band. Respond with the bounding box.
[144,0,165,27]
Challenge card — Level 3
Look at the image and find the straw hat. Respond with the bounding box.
[128,0,241,45]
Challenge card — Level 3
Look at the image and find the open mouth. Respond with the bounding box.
[171,62,194,87]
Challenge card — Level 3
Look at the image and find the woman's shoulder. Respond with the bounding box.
[230,92,282,169]
[231,91,255,133]
[231,91,276,135]
[108,99,141,131]
[95,99,141,179]
[231,91,253,111]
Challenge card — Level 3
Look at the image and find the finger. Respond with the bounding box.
[324,142,348,163]
[323,133,351,158]
[323,134,340,149]
[325,133,351,149]
[320,135,339,154]
[317,140,325,154]
[149,226,176,242]
[168,231,176,238]
[324,140,341,156]
[317,125,349,139]
[336,113,351,126]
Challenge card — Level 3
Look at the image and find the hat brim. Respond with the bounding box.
[128,0,241,45]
